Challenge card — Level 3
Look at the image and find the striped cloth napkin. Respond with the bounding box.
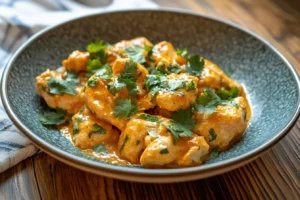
[0,0,157,173]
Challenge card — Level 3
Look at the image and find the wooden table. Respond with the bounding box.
[1,0,300,199]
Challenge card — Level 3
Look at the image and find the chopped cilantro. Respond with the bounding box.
[93,144,107,153]
[73,117,83,135]
[144,45,159,62]
[86,40,107,54]
[88,123,106,138]
[209,146,219,159]
[41,85,47,92]
[113,99,138,119]
[149,64,181,75]
[176,48,188,58]
[185,81,196,91]
[139,114,159,122]
[160,148,169,154]
[166,106,195,144]
[136,140,140,145]
[87,78,98,87]
[38,108,66,125]
[209,128,217,142]
[120,135,129,152]
[148,130,158,138]
[86,59,102,74]
[216,87,239,100]
[95,64,113,80]
[185,55,205,76]
[196,88,238,114]
[47,71,79,96]
[125,46,145,63]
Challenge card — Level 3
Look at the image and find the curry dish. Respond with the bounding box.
[36,37,251,168]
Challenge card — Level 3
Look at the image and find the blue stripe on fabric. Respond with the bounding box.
[53,0,69,10]
[0,24,11,47]
[0,141,25,148]
[0,146,13,152]
[10,16,33,36]
[0,119,12,131]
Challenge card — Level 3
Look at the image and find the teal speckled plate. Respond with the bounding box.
[1,9,300,183]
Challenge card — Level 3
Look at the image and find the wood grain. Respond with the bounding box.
[1,0,300,199]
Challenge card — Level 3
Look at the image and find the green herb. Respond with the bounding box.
[93,144,107,153]
[86,59,102,74]
[109,60,138,98]
[148,130,158,138]
[185,81,196,91]
[144,45,159,62]
[47,72,79,95]
[86,40,107,54]
[120,135,129,152]
[149,64,181,75]
[41,85,47,92]
[95,64,113,80]
[113,99,138,119]
[209,146,219,159]
[87,78,98,87]
[38,108,66,125]
[125,46,145,63]
[185,55,205,76]
[160,148,169,154]
[140,114,159,122]
[73,117,83,135]
[216,87,239,100]
[88,123,106,138]
[176,48,188,58]
[208,128,217,142]
[196,88,238,114]
[136,140,140,145]
[166,106,195,144]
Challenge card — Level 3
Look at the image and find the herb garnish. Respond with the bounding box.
[166,106,195,144]
[93,144,107,153]
[185,55,205,76]
[140,114,159,122]
[176,48,189,59]
[125,46,145,63]
[113,99,138,119]
[88,123,106,138]
[208,128,217,142]
[216,87,239,100]
[120,135,129,152]
[209,146,219,159]
[196,88,238,114]
[160,148,169,154]
[73,117,83,135]
[87,78,98,87]
[136,140,140,145]
[47,71,79,95]
[38,108,66,125]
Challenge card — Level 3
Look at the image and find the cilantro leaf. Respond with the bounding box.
[47,72,78,96]
[149,64,181,75]
[209,146,219,159]
[139,114,159,122]
[172,106,195,130]
[88,123,106,138]
[95,64,113,80]
[125,46,145,63]
[144,45,159,62]
[196,88,238,114]
[38,108,66,125]
[73,117,83,134]
[185,55,205,76]
[209,128,217,142]
[136,140,140,145]
[86,40,107,53]
[185,81,196,91]
[87,78,98,87]
[166,122,193,144]
[113,99,138,119]
[86,59,102,74]
[176,48,189,58]
[109,60,138,98]
[93,144,107,153]
[160,148,169,154]
[120,135,129,152]
[216,87,239,100]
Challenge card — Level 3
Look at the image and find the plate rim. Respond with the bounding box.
[1,8,300,178]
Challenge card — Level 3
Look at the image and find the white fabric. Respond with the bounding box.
[0,0,157,173]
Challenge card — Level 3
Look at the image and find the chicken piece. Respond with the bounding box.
[112,58,155,110]
[71,107,119,149]
[62,51,90,72]
[113,37,153,53]
[85,74,128,131]
[155,73,199,111]
[199,59,241,90]
[118,115,210,166]
[140,134,209,167]
[193,97,248,150]
[35,70,85,114]
[152,41,177,66]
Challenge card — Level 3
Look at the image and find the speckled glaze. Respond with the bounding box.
[1,9,300,183]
